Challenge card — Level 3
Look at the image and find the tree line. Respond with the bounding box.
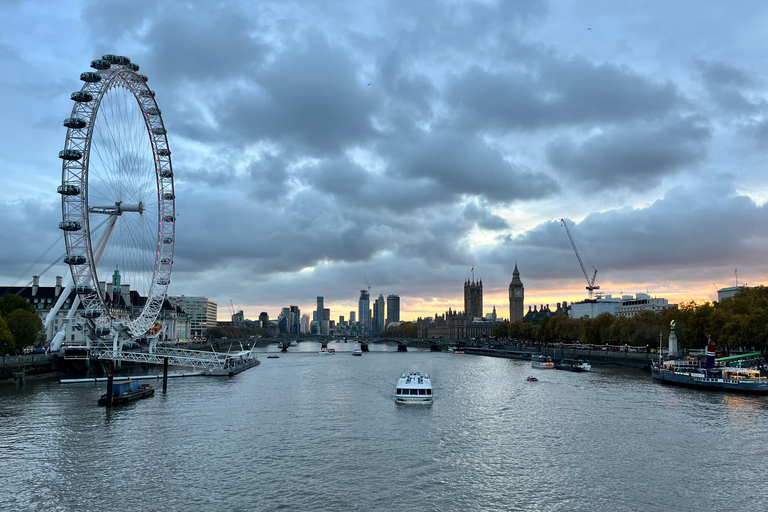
[0,295,45,354]
[492,286,768,353]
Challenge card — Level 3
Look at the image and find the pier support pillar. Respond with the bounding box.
[397,344,408,352]
[360,344,369,352]
[162,357,168,392]
[430,344,442,352]
[105,361,114,408]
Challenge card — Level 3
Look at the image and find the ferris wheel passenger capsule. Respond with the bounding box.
[57,184,81,195]
[90,59,111,70]
[59,220,82,231]
[63,254,87,265]
[80,71,101,83]
[71,91,93,102]
[59,149,83,160]
[64,117,87,129]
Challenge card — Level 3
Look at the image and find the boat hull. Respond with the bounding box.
[204,358,260,376]
[98,386,154,406]
[651,367,768,395]
[395,396,433,404]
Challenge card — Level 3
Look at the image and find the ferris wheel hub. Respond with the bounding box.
[89,201,145,215]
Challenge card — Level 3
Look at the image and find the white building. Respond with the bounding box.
[2,276,189,346]
[717,286,749,301]
[568,295,622,319]
[614,294,674,317]
[167,295,217,339]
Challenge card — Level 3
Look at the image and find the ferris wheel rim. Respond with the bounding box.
[58,54,175,341]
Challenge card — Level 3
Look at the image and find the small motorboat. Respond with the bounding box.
[526,376,539,382]
[267,355,279,359]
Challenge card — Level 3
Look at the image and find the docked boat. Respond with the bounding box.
[556,359,592,372]
[204,349,260,376]
[395,371,433,403]
[531,355,555,369]
[319,347,336,355]
[352,348,363,356]
[651,340,768,395]
[98,380,154,406]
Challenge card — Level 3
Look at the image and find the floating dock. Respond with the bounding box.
[60,372,203,384]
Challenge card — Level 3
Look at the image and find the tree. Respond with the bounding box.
[0,294,34,317]
[0,317,14,353]
[493,322,509,339]
[5,309,43,348]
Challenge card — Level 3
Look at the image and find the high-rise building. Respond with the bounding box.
[358,290,370,334]
[316,296,327,335]
[259,312,269,329]
[464,278,483,319]
[301,314,310,333]
[509,262,524,322]
[373,294,385,333]
[350,311,356,323]
[289,305,301,334]
[386,294,400,326]
[167,295,217,339]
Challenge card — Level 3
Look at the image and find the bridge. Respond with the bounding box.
[218,336,469,352]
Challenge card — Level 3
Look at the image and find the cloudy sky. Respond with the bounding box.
[2,0,768,322]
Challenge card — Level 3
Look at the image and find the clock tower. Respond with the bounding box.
[509,262,524,322]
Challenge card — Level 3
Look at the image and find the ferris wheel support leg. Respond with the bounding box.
[44,280,73,333]
[49,294,81,351]
[112,331,120,358]
[91,214,119,269]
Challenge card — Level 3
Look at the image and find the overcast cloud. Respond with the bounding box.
[3,0,768,321]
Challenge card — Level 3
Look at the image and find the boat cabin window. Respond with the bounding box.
[426,389,432,395]
[397,388,403,395]
[410,389,418,395]
[418,389,426,395]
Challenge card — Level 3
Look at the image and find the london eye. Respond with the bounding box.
[57,54,175,344]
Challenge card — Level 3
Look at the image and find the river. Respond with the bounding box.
[2,342,768,511]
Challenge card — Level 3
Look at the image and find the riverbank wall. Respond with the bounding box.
[461,347,655,370]
[0,353,60,380]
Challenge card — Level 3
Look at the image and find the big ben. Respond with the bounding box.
[509,262,524,322]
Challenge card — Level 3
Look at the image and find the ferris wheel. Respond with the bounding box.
[58,54,175,343]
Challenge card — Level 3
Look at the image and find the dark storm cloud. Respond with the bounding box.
[447,57,684,132]
[215,31,379,155]
[546,116,711,191]
[0,199,64,281]
[462,203,509,231]
[387,129,558,202]
[483,177,768,287]
[695,60,763,116]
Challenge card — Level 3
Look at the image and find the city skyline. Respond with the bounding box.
[3,1,768,327]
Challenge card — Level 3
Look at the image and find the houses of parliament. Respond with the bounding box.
[415,263,529,340]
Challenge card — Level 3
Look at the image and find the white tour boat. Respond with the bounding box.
[352,348,363,356]
[531,354,555,369]
[319,347,336,355]
[395,371,433,403]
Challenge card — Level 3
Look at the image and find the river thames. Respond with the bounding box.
[2,343,768,511]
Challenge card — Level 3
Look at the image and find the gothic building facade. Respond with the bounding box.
[464,279,483,319]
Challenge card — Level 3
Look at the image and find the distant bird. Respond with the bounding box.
[587,27,592,30]
[367,83,371,86]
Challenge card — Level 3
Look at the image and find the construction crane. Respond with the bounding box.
[364,277,371,299]
[560,218,600,299]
